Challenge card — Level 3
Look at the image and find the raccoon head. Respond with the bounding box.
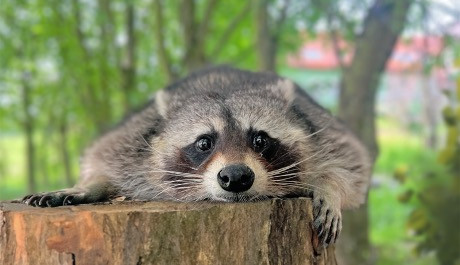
[148,75,320,202]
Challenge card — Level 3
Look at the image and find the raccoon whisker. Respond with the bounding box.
[267,153,320,175]
[138,132,156,152]
[268,182,327,193]
[267,171,323,179]
[288,116,334,144]
[179,191,205,202]
[263,150,295,169]
[268,181,305,186]
[267,146,329,175]
[165,160,201,171]
[154,171,202,177]
[150,184,173,197]
[267,171,299,177]
[267,178,323,187]
[153,184,201,201]
[148,169,204,178]
[136,135,173,159]
[165,178,203,183]
[268,176,299,181]
[170,186,200,190]
[143,147,199,171]
[148,169,195,175]
[171,186,201,190]
[134,146,175,158]
[152,181,198,199]
[134,147,155,152]
[156,181,203,198]
[268,173,300,179]
[127,169,204,182]
[269,182,312,188]
[170,182,201,187]
[119,167,195,178]
[169,185,202,190]
[165,177,203,182]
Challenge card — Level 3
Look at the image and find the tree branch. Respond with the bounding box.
[272,0,290,40]
[211,1,251,58]
[326,9,346,71]
[71,0,111,131]
[197,0,218,45]
[153,0,177,82]
[120,2,137,110]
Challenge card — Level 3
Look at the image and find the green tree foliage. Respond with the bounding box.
[396,63,460,265]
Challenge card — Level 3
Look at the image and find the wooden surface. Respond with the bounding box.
[0,198,337,265]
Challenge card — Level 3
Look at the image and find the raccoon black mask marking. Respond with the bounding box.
[22,66,371,246]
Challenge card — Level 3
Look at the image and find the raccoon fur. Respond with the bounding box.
[22,66,371,246]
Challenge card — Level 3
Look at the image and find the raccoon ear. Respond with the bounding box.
[270,78,296,104]
[154,90,170,117]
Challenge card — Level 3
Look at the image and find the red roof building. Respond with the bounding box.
[287,33,444,73]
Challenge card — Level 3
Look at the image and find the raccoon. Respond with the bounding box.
[22,66,370,246]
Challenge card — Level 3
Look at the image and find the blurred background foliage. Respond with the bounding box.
[0,0,459,265]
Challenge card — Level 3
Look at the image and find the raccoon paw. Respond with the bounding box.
[312,193,342,247]
[22,188,87,207]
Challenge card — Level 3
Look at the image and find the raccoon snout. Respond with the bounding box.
[217,164,255,193]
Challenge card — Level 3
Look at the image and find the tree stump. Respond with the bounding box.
[0,198,337,265]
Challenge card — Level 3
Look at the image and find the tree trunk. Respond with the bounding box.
[97,0,116,116]
[336,1,413,265]
[71,0,112,132]
[58,122,74,187]
[153,0,178,83]
[422,73,438,149]
[21,71,36,194]
[180,0,206,72]
[210,1,251,59]
[38,128,52,188]
[0,199,337,265]
[121,1,137,111]
[255,0,277,72]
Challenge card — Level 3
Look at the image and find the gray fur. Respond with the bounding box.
[23,66,371,246]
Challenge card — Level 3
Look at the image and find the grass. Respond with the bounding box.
[0,134,27,200]
[0,134,68,200]
[369,117,441,265]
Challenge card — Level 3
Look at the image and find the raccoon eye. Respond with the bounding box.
[253,131,269,152]
[195,135,214,152]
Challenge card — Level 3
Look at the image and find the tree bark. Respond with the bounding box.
[153,0,178,83]
[255,0,289,72]
[120,1,137,111]
[0,199,337,265]
[210,1,251,59]
[58,122,74,187]
[71,0,112,132]
[180,0,207,72]
[255,0,277,72]
[97,0,117,115]
[336,1,413,265]
[21,71,36,194]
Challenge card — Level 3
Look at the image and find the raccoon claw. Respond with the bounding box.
[22,189,86,207]
[23,194,41,207]
[312,194,342,247]
[63,195,75,205]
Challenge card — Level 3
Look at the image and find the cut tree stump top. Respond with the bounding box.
[0,198,337,265]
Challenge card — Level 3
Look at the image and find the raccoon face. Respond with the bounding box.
[149,82,315,202]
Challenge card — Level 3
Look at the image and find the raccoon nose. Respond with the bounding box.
[217,164,255,193]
